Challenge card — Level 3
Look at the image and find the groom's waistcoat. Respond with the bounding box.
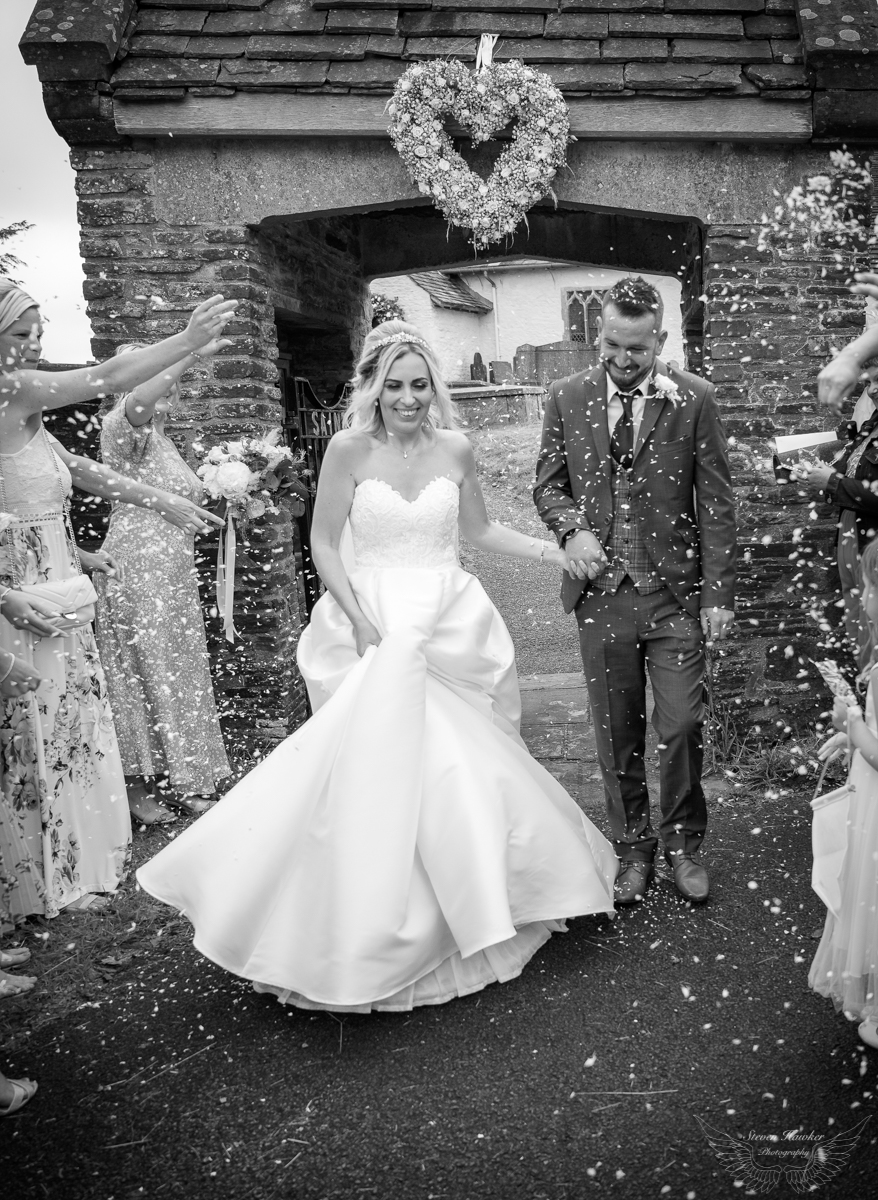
[533,361,737,618]
[593,458,663,595]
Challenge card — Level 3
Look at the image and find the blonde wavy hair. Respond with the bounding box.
[344,320,457,437]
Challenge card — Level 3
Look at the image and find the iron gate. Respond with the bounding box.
[285,376,347,613]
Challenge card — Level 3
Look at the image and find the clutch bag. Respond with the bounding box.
[17,576,98,632]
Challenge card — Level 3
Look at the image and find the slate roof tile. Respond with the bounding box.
[410,272,494,313]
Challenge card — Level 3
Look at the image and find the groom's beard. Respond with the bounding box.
[602,357,656,391]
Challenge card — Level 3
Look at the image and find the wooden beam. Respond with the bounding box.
[114,92,812,141]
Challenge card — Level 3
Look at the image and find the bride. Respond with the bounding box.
[137,322,618,1012]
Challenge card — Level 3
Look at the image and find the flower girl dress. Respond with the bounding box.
[138,476,617,1011]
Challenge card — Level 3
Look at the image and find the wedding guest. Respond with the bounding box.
[0,277,235,915]
[810,537,878,1050]
[94,345,230,822]
[792,383,878,668]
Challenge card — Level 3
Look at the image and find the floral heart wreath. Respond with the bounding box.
[388,43,572,252]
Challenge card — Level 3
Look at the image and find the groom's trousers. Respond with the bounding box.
[576,580,707,863]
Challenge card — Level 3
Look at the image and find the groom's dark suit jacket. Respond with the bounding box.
[534,361,736,618]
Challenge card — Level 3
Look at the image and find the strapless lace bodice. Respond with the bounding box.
[350,477,459,569]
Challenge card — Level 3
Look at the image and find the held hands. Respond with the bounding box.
[1,589,69,638]
[563,530,608,581]
[78,548,125,584]
[184,295,238,355]
[353,618,382,658]
[700,606,734,644]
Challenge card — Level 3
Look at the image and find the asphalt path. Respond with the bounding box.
[2,788,876,1200]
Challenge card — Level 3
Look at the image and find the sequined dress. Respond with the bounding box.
[0,426,131,921]
[138,476,617,1012]
[94,403,229,793]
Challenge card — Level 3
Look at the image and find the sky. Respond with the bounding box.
[1,0,93,362]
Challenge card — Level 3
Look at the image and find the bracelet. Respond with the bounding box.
[0,649,14,684]
[0,585,10,609]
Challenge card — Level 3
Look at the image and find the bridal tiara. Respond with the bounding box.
[372,332,431,351]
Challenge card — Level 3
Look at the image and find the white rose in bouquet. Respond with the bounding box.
[215,460,254,499]
[197,463,220,496]
[207,445,225,465]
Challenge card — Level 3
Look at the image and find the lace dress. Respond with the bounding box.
[0,426,131,920]
[138,476,618,1011]
[94,403,229,793]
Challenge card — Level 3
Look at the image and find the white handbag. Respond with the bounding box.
[17,575,98,633]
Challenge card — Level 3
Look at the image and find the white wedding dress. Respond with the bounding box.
[137,477,617,1011]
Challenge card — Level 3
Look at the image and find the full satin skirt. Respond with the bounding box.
[137,567,617,1011]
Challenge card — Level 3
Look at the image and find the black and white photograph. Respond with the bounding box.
[1,1,877,1197]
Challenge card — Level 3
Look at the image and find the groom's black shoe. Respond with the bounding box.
[614,860,654,906]
[666,852,709,903]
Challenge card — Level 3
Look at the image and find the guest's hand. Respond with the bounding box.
[852,271,878,304]
[184,295,238,353]
[191,335,232,360]
[790,461,835,490]
[155,494,225,535]
[79,548,125,584]
[1,589,67,638]
[353,618,381,658]
[818,730,848,763]
[818,353,866,417]
[0,655,41,698]
[700,606,734,644]
[564,530,608,581]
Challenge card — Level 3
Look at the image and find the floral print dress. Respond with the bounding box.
[0,427,131,923]
[94,403,229,793]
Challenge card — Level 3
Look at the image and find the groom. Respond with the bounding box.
[534,277,736,905]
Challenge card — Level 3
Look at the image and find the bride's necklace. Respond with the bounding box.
[387,430,423,464]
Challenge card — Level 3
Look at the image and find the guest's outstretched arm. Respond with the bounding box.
[818,272,878,414]
[124,336,230,427]
[50,440,223,535]
[4,296,236,416]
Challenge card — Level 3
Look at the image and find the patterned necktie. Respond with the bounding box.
[611,390,636,469]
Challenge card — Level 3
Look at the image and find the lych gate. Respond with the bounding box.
[19,0,878,748]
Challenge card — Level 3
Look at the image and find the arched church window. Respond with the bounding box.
[564,289,604,344]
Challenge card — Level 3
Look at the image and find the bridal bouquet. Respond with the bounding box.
[195,430,309,523]
[193,431,310,643]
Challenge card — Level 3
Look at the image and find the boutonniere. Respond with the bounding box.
[652,375,680,405]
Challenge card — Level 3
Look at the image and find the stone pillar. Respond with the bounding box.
[702,220,859,734]
[71,146,310,764]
